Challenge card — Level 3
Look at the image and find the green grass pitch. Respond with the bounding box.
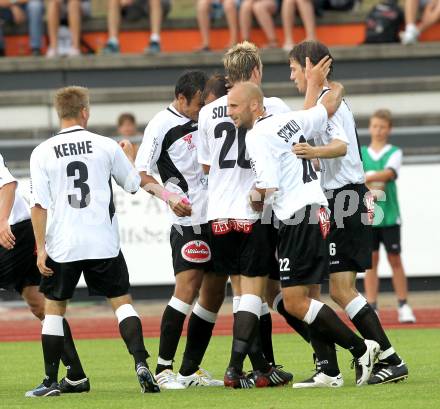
[1,329,439,409]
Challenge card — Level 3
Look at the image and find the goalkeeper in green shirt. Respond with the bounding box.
[361,109,416,324]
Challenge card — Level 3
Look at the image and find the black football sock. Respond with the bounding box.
[398,299,407,308]
[41,315,65,385]
[60,319,86,380]
[118,316,149,366]
[156,297,190,374]
[346,295,400,365]
[248,324,271,372]
[229,311,259,370]
[309,325,340,377]
[259,303,275,365]
[179,303,217,376]
[306,301,366,358]
[228,294,262,371]
[274,295,311,343]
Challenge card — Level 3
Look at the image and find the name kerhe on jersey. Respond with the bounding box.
[53,140,93,158]
[277,120,301,143]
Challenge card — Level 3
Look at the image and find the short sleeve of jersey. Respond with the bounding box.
[325,108,349,143]
[196,105,211,166]
[246,132,279,190]
[29,147,51,209]
[135,115,166,174]
[0,153,16,188]
[111,142,141,193]
[294,104,328,138]
[385,148,403,177]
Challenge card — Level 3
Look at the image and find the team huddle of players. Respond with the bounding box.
[0,40,409,397]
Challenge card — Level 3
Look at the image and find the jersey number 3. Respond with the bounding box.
[214,122,250,169]
[67,161,90,208]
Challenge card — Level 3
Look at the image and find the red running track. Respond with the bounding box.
[1,308,439,342]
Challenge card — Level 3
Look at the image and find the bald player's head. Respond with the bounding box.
[227,82,265,129]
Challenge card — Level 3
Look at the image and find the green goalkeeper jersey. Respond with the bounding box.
[361,144,402,227]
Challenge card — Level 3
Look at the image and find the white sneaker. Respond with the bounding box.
[154,369,185,390]
[354,339,380,386]
[46,47,57,58]
[66,47,81,57]
[292,371,344,388]
[399,26,419,45]
[398,304,416,323]
[177,368,224,387]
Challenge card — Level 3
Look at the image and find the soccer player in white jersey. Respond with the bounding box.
[197,42,298,388]
[136,71,224,389]
[0,153,90,395]
[288,41,408,387]
[26,86,159,397]
[231,81,380,387]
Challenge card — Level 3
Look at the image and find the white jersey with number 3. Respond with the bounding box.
[30,126,140,263]
[246,105,329,221]
[197,95,290,221]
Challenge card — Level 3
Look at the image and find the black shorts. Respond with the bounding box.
[209,219,278,278]
[278,205,329,287]
[0,219,41,294]
[372,225,401,254]
[170,224,212,275]
[326,183,373,273]
[40,251,130,301]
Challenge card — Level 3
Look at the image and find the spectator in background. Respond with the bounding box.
[103,0,171,54]
[361,109,416,324]
[281,0,316,51]
[400,0,440,44]
[46,0,91,57]
[240,0,280,48]
[117,113,141,154]
[0,0,44,56]
[196,0,239,51]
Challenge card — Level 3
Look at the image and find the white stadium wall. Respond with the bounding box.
[17,163,440,286]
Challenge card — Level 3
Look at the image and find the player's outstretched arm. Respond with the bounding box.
[31,204,53,276]
[140,172,192,217]
[0,181,16,250]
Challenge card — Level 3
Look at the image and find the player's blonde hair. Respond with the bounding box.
[371,109,393,127]
[54,86,90,120]
[223,41,262,85]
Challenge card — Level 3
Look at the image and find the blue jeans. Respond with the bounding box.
[0,1,44,51]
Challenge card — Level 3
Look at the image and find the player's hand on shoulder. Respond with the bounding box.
[36,249,54,277]
[293,142,316,159]
[167,194,192,217]
[305,56,331,89]
[119,139,136,161]
[0,219,15,250]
